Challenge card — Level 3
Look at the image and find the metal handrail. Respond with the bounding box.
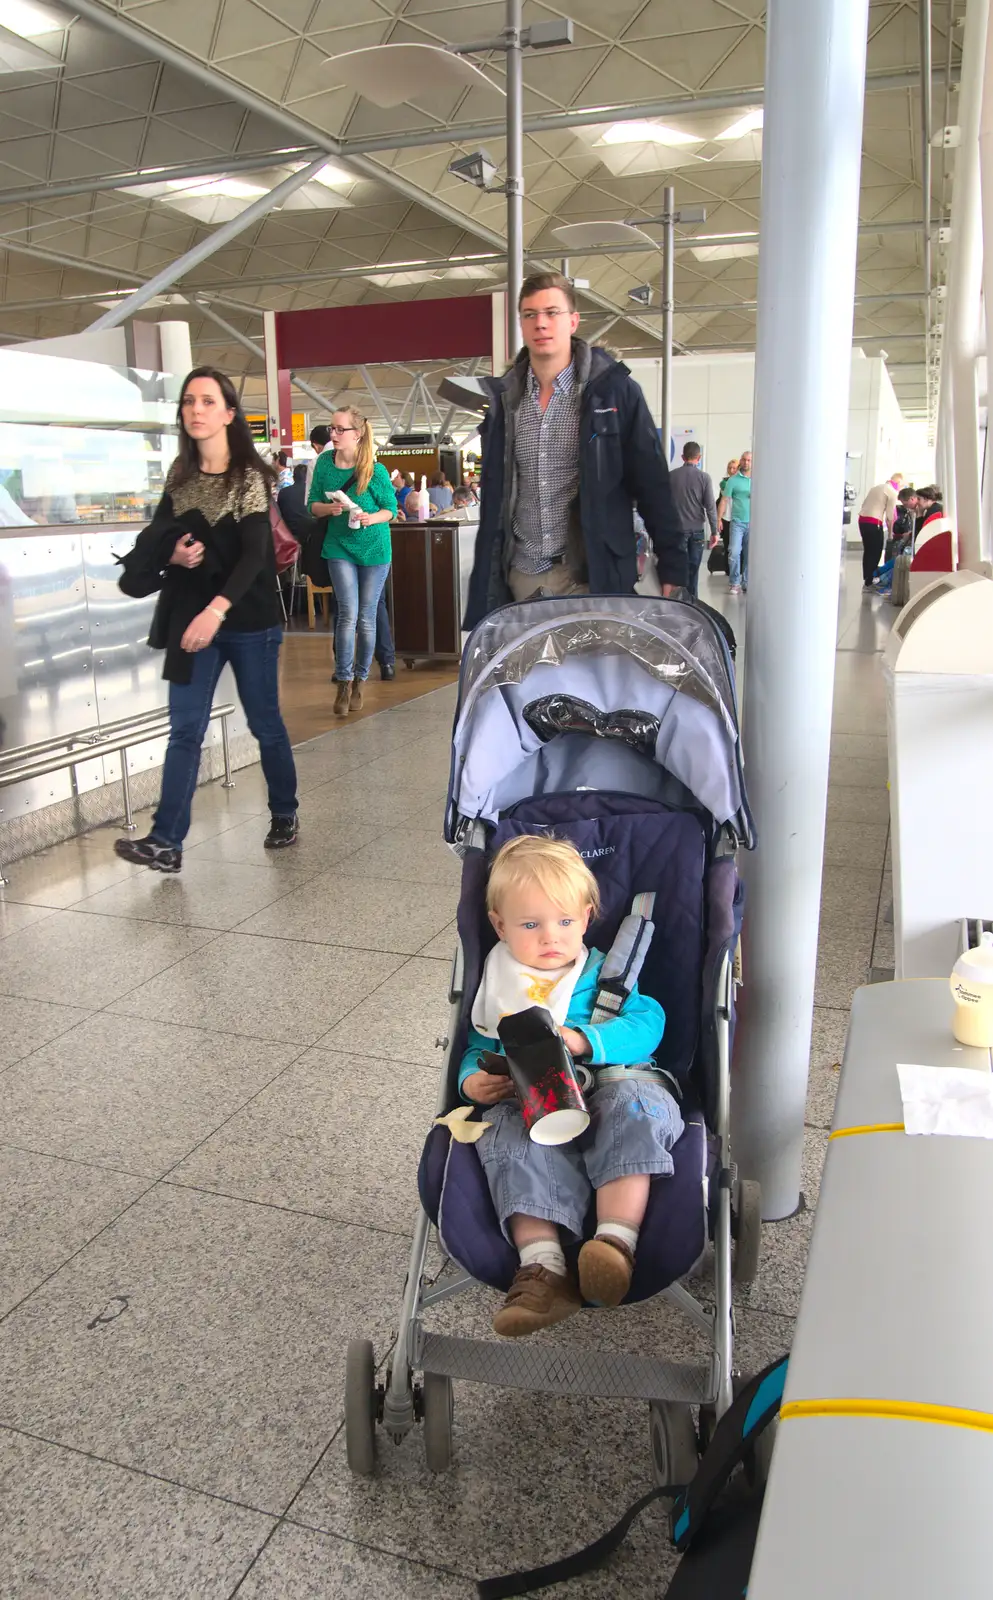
[0,702,237,885]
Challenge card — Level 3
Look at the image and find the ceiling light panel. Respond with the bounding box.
[3,0,65,36]
[601,122,702,147]
[717,110,764,141]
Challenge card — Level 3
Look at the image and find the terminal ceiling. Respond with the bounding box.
[0,1,962,425]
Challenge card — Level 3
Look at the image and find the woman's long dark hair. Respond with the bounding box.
[170,366,275,490]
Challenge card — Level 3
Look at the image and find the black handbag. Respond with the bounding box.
[293,470,357,587]
[707,541,729,575]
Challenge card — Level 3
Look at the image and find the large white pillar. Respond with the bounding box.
[980,0,993,562]
[731,0,870,1219]
[946,0,989,569]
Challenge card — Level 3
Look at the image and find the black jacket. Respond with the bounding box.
[117,482,279,684]
[463,339,687,629]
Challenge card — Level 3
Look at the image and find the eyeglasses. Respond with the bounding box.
[520,307,571,323]
[329,424,357,434]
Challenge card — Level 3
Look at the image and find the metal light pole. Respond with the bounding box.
[505,0,524,352]
[731,0,870,1219]
[661,185,675,463]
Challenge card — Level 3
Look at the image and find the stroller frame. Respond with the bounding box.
[352,946,737,1473]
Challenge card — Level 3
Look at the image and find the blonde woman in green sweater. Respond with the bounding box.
[308,406,397,715]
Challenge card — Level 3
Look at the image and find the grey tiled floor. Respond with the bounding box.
[0,555,892,1596]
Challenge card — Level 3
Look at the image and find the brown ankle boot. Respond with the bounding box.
[333,681,351,717]
[578,1236,635,1308]
[350,680,364,711]
[492,1265,581,1338]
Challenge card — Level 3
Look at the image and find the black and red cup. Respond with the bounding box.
[496,1005,590,1145]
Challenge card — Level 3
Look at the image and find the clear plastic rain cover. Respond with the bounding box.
[449,597,752,839]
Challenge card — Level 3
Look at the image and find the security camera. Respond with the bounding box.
[628,284,653,306]
[447,149,499,190]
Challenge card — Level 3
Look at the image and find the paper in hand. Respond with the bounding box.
[897,1061,993,1138]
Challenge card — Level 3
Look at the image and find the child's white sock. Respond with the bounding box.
[595,1221,640,1257]
[519,1239,567,1278]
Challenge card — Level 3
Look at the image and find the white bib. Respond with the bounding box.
[471,941,587,1039]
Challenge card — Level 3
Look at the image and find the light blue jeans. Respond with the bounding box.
[729,518,750,588]
[326,559,391,682]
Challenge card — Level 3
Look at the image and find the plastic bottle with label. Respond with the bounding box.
[950,931,993,1047]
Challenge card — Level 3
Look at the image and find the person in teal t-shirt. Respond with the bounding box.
[722,449,752,594]
[308,406,398,716]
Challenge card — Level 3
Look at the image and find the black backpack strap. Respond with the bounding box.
[671,1354,789,1551]
[475,1354,788,1599]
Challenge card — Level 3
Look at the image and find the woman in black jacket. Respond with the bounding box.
[115,366,298,873]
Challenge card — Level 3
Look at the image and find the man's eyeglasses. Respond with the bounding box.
[520,307,570,323]
[329,425,357,434]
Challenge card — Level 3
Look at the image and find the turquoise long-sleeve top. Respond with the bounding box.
[459,947,665,1100]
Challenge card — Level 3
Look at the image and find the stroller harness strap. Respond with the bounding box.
[590,892,657,1025]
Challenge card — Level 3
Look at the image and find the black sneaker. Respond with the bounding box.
[114,835,182,873]
[379,662,396,682]
[264,814,298,850]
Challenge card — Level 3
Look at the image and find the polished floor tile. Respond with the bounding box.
[0,899,56,940]
[292,1385,677,1594]
[107,932,405,1046]
[235,872,458,955]
[169,1047,436,1232]
[332,828,462,888]
[0,1147,147,1317]
[0,911,218,1010]
[235,1524,465,1600]
[0,1427,274,1600]
[417,922,457,960]
[0,1185,411,1511]
[0,1013,301,1177]
[805,1006,850,1129]
[184,814,379,875]
[315,958,451,1067]
[301,776,439,828]
[0,996,93,1074]
[0,835,140,910]
[74,856,311,932]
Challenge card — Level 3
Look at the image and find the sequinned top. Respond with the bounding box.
[157,463,279,633]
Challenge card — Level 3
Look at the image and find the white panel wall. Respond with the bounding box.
[623,351,914,505]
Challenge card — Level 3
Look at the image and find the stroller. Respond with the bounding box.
[345,594,759,1491]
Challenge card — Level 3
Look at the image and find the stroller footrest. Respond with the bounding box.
[416,1332,715,1403]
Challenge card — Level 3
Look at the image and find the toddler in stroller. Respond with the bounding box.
[345,595,760,1483]
[463,833,684,1336]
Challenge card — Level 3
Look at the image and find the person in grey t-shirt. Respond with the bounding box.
[666,441,717,598]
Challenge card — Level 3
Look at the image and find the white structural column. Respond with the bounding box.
[660,185,675,463]
[946,0,989,567]
[731,0,870,1219]
[980,0,993,561]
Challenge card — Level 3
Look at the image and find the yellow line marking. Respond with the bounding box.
[829,1121,904,1140]
[781,1398,993,1434]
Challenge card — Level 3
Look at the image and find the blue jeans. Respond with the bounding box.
[729,519,750,588]
[152,627,298,849]
[476,1079,684,1243]
[324,585,394,669]
[326,559,391,682]
[686,533,705,598]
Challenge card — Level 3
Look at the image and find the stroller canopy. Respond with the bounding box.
[447,596,754,847]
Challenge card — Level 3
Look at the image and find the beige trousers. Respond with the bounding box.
[508,564,590,602]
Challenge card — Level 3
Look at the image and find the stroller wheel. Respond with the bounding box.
[421,1371,454,1473]
[648,1402,699,1501]
[345,1339,378,1476]
[731,1178,762,1284]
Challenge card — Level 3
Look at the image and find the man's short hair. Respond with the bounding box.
[518,270,577,313]
[292,462,307,483]
[898,486,917,504]
[310,425,330,449]
[682,441,701,461]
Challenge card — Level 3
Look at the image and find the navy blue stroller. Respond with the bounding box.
[345,595,759,1487]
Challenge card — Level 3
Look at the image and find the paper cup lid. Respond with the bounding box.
[529,1107,590,1146]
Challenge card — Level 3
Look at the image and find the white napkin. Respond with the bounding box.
[897,1061,993,1138]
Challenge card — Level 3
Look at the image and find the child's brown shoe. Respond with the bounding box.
[492,1264,581,1338]
[578,1237,635,1307]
